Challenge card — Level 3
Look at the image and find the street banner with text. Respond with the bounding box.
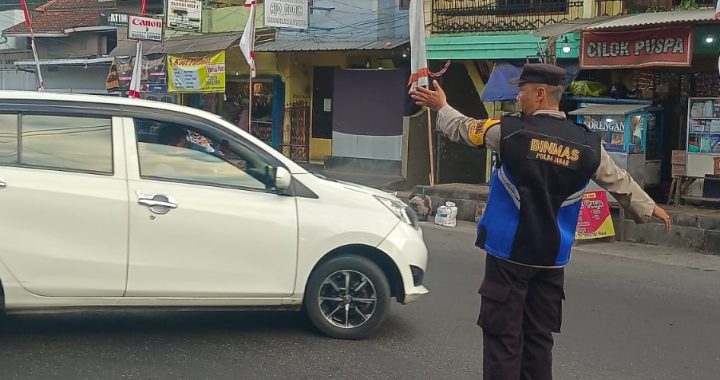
[168,52,226,93]
[581,27,693,69]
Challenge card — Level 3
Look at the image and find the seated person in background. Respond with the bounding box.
[157,126,189,148]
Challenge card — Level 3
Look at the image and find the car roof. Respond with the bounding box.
[0,90,224,122]
[0,91,309,174]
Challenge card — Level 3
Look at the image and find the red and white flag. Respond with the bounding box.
[128,40,143,98]
[408,0,428,91]
[20,0,44,91]
[239,0,256,78]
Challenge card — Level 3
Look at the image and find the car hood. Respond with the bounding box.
[311,173,399,201]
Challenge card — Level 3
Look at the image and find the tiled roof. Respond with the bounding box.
[36,0,116,12]
[3,0,115,35]
[4,11,103,34]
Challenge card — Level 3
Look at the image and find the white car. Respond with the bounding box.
[0,91,428,339]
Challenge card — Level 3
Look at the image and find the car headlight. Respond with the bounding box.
[374,196,419,229]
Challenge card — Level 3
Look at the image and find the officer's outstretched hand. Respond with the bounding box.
[652,205,672,231]
[410,80,448,112]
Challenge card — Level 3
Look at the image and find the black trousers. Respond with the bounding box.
[478,254,565,380]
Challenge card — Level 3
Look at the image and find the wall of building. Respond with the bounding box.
[0,10,26,50]
[0,69,37,90]
[41,65,112,93]
[35,34,108,58]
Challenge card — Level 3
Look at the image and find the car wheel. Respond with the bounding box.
[304,255,391,340]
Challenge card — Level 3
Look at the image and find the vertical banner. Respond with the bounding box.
[407,0,428,91]
[167,51,226,93]
[576,191,616,240]
[239,0,256,78]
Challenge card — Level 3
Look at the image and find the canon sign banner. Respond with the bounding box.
[128,15,163,41]
[581,27,693,69]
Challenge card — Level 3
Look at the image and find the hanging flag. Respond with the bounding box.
[20,0,32,28]
[239,0,256,78]
[20,0,44,91]
[408,0,428,91]
[128,40,143,98]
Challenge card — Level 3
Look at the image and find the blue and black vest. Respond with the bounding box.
[476,114,602,267]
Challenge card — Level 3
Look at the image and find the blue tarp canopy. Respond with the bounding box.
[481,62,522,102]
[481,62,580,103]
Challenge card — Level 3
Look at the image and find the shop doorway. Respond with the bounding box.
[312,67,335,140]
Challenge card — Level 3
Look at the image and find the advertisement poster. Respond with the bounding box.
[167,0,202,31]
[106,54,167,92]
[167,52,225,93]
[575,191,616,240]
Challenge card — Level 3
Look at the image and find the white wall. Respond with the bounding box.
[41,65,110,94]
[0,69,37,90]
[0,10,27,50]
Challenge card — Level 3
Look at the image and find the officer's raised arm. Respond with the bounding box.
[410,80,501,149]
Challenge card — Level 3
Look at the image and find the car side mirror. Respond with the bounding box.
[275,166,292,194]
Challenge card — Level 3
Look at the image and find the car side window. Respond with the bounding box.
[0,113,113,174]
[134,118,276,191]
[0,114,18,165]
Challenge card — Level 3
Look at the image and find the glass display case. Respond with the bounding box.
[569,102,663,188]
[686,97,720,178]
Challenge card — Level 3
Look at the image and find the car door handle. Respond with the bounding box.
[0,178,6,189]
[137,193,178,215]
[138,199,178,209]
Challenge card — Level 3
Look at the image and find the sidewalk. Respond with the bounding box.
[292,159,719,255]
[423,220,720,269]
[407,183,720,255]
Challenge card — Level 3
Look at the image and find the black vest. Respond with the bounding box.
[476,114,602,267]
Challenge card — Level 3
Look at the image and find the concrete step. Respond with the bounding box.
[409,184,489,223]
[405,183,719,255]
[612,207,720,255]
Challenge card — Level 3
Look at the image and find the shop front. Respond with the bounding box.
[570,11,720,202]
[425,32,581,184]
[109,32,286,151]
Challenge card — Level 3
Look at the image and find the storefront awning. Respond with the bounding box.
[109,29,275,56]
[587,9,718,30]
[534,16,627,38]
[569,104,647,116]
[481,62,522,102]
[255,38,408,52]
[427,32,580,60]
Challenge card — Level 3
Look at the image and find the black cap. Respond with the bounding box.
[510,64,566,86]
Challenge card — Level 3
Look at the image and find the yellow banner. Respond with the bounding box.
[168,51,225,93]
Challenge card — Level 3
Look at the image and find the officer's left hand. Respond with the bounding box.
[410,80,447,112]
[652,205,672,231]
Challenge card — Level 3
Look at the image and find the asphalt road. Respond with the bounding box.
[0,222,718,379]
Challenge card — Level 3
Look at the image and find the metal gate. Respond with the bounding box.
[281,102,310,162]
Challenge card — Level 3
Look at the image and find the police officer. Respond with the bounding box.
[411,64,672,380]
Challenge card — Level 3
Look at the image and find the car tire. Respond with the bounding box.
[304,255,391,340]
